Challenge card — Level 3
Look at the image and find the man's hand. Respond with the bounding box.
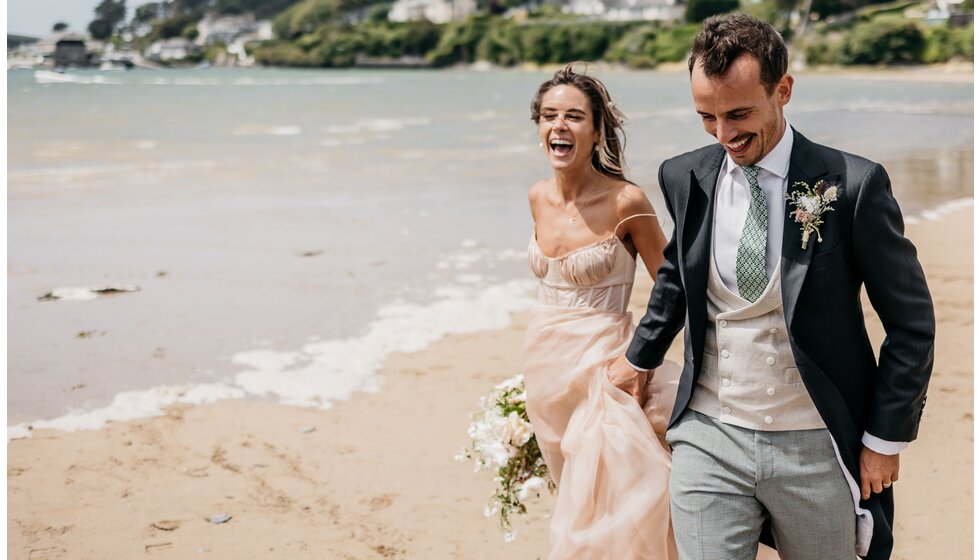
[860,446,900,500]
[607,356,650,407]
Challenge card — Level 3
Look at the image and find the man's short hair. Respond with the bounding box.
[688,13,788,93]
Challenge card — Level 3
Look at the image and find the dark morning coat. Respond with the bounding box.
[625,128,935,559]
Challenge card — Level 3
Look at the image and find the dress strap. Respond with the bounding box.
[613,213,658,237]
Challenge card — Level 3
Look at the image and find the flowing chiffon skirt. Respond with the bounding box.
[523,306,681,560]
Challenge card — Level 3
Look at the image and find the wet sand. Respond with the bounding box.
[8,203,972,559]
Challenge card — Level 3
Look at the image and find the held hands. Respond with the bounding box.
[859,446,900,500]
[607,356,650,408]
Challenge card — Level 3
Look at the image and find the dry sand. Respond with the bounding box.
[8,206,972,559]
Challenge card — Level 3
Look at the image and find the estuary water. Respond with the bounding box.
[7,66,973,432]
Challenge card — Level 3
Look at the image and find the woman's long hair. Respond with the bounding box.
[530,62,628,181]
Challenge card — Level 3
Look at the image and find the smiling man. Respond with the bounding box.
[621,13,935,560]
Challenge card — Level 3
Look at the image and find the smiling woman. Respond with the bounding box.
[517,63,682,559]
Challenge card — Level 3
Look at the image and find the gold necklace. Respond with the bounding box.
[554,185,586,224]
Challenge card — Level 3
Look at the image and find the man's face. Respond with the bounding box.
[691,53,793,166]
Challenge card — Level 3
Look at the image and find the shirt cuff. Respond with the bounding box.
[625,358,651,373]
[862,432,909,455]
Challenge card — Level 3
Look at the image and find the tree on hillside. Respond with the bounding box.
[215,0,303,18]
[88,0,127,39]
[133,2,172,25]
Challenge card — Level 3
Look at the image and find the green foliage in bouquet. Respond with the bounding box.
[457,374,555,541]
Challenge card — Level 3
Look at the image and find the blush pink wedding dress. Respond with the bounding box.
[523,223,681,560]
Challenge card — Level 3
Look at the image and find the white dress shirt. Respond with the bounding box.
[632,120,907,455]
[712,121,793,295]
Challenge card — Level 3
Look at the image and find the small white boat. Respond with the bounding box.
[34,70,119,85]
[34,70,77,83]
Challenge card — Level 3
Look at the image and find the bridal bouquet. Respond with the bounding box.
[456,374,555,542]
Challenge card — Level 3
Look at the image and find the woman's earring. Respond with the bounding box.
[539,142,544,148]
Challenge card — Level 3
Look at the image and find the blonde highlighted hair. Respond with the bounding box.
[530,62,629,181]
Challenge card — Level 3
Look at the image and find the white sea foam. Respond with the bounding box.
[270,126,302,136]
[8,383,247,440]
[9,275,536,441]
[324,118,431,134]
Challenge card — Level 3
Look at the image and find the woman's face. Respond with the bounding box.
[537,85,598,173]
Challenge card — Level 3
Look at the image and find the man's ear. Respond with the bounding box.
[776,74,794,106]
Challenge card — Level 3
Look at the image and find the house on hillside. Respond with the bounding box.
[566,0,684,20]
[388,0,477,24]
[144,37,201,61]
[197,13,258,45]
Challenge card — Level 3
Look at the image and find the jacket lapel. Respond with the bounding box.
[682,145,725,373]
[781,129,829,330]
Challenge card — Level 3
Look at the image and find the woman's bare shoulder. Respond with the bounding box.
[528,178,553,205]
[614,182,655,218]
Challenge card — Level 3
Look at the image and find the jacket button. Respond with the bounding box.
[723,406,733,414]
[766,357,775,365]
[764,416,774,424]
[722,379,731,387]
[770,328,778,334]
[719,320,728,328]
[721,350,730,358]
[766,387,776,396]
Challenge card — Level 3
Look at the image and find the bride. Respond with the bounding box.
[522,63,679,560]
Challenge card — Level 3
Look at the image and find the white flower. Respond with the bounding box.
[503,531,517,543]
[517,477,546,500]
[484,504,498,518]
[800,195,819,214]
[488,442,512,467]
[495,374,523,391]
[823,186,838,202]
[505,411,532,448]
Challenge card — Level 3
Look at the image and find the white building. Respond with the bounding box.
[144,37,201,61]
[196,13,259,46]
[388,0,477,24]
[565,0,684,21]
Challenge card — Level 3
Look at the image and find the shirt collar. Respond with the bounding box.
[721,119,794,182]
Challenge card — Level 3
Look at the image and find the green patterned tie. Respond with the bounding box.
[735,165,768,302]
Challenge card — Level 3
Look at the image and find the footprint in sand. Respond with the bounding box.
[145,542,174,554]
[150,520,181,532]
[365,493,397,512]
[28,547,67,560]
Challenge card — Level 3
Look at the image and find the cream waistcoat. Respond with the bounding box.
[688,249,825,431]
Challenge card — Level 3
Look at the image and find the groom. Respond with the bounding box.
[616,13,934,560]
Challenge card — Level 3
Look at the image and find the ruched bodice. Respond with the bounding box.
[528,234,637,314]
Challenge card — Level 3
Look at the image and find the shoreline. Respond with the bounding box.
[7,197,972,439]
[8,203,973,559]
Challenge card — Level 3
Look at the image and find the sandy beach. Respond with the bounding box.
[8,200,972,559]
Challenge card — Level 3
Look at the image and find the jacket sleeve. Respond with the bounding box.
[626,161,689,370]
[852,163,935,442]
